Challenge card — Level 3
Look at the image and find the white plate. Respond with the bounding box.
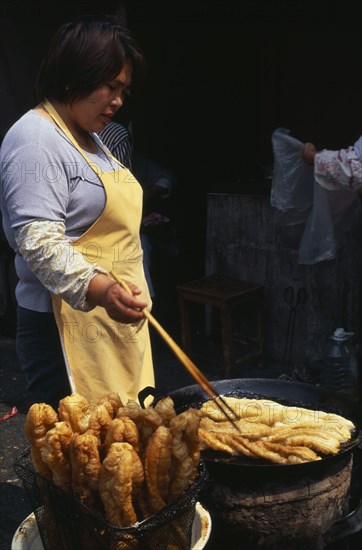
[12,502,211,550]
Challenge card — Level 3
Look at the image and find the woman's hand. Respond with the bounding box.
[86,274,148,323]
[301,142,317,165]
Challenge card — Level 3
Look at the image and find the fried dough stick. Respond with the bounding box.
[269,432,340,455]
[97,392,123,416]
[264,422,349,445]
[274,406,355,432]
[199,427,236,454]
[199,429,320,463]
[58,393,91,434]
[99,443,143,549]
[154,396,177,426]
[116,400,141,416]
[99,442,144,527]
[139,425,173,517]
[201,397,355,435]
[25,403,58,478]
[168,409,201,501]
[58,392,123,439]
[86,403,114,445]
[103,417,141,455]
[41,421,73,491]
[144,414,195,550]
[237,436,320,464]
[201,397,286,425]
[70,433,101,509]
[117,404,163,451]
[200,416,272,439]
[201,416,347,452]
[272,420,352,442]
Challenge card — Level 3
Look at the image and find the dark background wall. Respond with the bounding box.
[1,0,361,279]
[126,1,362,182]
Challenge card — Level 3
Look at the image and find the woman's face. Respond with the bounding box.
[67,62,132,133]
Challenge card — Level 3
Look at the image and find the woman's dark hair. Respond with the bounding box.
[35,16,146,103]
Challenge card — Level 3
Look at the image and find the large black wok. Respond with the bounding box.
[142,378,362,543]
[146,378,362,475]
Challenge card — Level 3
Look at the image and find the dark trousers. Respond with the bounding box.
[16,306,71,409]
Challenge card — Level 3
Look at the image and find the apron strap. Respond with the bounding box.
[42,99,125,168]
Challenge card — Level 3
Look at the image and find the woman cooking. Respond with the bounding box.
[0,16,154,408]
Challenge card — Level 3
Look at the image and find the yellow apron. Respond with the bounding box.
[43,100,154,405]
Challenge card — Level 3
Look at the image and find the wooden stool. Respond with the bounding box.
[177,276,265,378]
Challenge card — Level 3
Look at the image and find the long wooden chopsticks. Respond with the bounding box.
[110,271,241,431]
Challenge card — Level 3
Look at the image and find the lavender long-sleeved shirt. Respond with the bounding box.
[0,110,124,312]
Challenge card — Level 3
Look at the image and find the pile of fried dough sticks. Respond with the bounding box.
[199,396,356,464]
[24,391,356,548]
[25,392,201,549]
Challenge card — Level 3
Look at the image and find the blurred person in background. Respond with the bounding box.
[301,135,362,190]
[99,122,178,299]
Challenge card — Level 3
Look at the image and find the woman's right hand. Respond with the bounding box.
[86,274,148,323]
[301,142,317,165]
